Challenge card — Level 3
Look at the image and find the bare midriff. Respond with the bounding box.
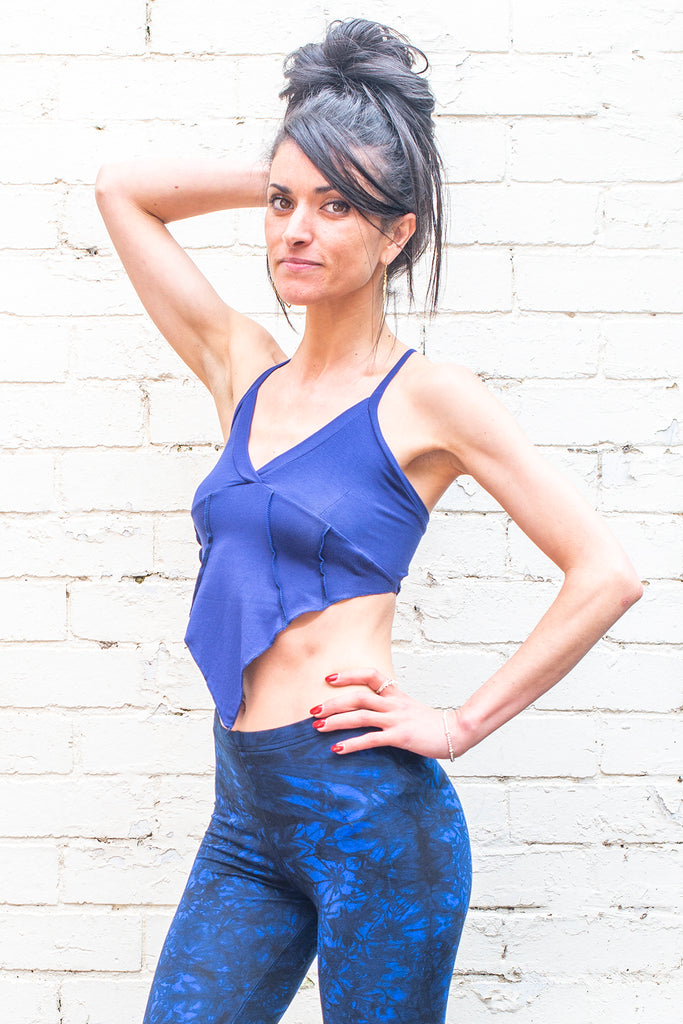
[228,592,397,731]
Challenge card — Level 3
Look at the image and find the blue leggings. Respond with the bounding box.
[143,712,472,1023]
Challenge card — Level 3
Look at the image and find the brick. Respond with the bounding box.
[153,776,214,841]
[440,248,513,313]
[0,845,59,904]
[1,0,146,56]
[606,513,683,580]
[535,641,683,713]
[62,840,196,905]
[0,776,155,839]
[600,447,683,513]
[0,316,68,383]
[0,909,141,970]
[0,977,59,1024]
[516,251,683,314]
[66,315,188,381]
[457,712,600,779]
[59,977,152,1024]
[436,119,507,183]
[154,514,204,578]
[0,186,59,248]
[607,580,682,643]
[499,380,681,446]
[0,452,57,512]
[0,252,145,317]
[602,315,683,380]
[447,782,509,846]
[0,383,143,447]
[235,56,286,120]
[601,183,683,249]
[449,183,597,245]
[0,513,153,578]
[386,0,511,52]
[58,57,239,122]
[512,0,683,52]
[392,648,507,707]
[0,58,59,121]
[0,643,145,708]
[509,781,683,843]
[433,55,598,116]
[511,118,683,184]
[143,909,176,971]
[150,640,216,712]
[79,710,214,775]
[600,714,681,776]
[59,448,214,512]
[0,712,72,774]
[418,578,559,643]
[425,313,601,379]
[148,381,223,445]
[0,581,65,641]
[69,579,192,643]
[411,512,508,581]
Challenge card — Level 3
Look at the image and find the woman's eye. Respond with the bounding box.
[269,195,292,211]
[327,199,350,214]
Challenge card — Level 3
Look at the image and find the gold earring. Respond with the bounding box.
[382,265,387,309]
[274,284,291,310]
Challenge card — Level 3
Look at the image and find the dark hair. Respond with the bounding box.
[271,18,445,316]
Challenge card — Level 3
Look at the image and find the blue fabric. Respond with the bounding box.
[143,713,472,1024]
[184,349,429,729]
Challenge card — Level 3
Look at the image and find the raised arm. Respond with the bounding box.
[95,159,286,420]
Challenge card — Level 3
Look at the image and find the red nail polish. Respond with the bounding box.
[312,719,325,729]
[331,743,344,753]
[325,673,339,682]
[309,704,323,716]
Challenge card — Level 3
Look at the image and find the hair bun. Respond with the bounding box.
[281,18,432,118]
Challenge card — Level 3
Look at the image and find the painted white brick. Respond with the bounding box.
[69,579,192,644]
[516,250,683,314]
[79,710,213,775]
[0,383,144,448]
[600,446,683,512]
[2,0,146,56]
[368,0,511,53]
[148,380,222,445]
[436,118,507,184]
[59,448,213,512]
[607,580,682,644]
[0,845,59,904]
[66,315,188,381]
[440,248,513,313]
[154,514,202,578]
[58,977,152,1024]
[433,55,598,116]
[457,712,600,779]
[0,252,146,317]
[62,840,196,905]
[0,712,72,774]
[392,648,507,707]
[600,714,682,776]
[602,315,683,380]
[0,316,69,383]
[605,513,683,580]
[0,58,59,121]
[449,183,598,245]
[448,782,509,846]
[535,642,683,713]
[511,117,683,183]
[601,183,683,249]
[0,776,156,839]
[512,0,683,53]
[411,512,508,581]
[0,643,145,709]
[0,186,59,248]
[0,452,57,512]
[509,781,683,843]
[235,55,287,120]
[418,579,559,643]
[153,776,214,841]
[148,640,216,712]
[0,909,141,970]
[0,580,66,641]
[0,977,59,1024]
[0,513,154,578]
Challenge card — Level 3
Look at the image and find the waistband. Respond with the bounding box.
[213,710,380,753]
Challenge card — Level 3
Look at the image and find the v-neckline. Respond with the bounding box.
[244,350,414,477]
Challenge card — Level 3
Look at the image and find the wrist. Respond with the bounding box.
[441,706,475,760]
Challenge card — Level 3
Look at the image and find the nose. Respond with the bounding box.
[282,203,314,247]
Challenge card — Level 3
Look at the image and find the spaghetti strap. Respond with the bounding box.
[368,348,416,407]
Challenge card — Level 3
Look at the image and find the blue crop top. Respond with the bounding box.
[184,347,429,728]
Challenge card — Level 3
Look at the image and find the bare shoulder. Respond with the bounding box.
[403,352,499,447]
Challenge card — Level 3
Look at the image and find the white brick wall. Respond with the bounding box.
[1,1,680,1021]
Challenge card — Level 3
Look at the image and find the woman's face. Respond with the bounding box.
[265,140,393,309]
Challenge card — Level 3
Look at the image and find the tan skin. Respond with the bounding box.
[96,140,643,760]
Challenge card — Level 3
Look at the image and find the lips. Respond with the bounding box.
[279,256,321,269]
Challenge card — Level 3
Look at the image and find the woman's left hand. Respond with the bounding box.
[310,667,468,759]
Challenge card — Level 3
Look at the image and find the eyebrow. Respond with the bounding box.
[268,182,336,195]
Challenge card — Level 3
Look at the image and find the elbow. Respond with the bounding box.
[602,562,644,614]
[94,162,126,209]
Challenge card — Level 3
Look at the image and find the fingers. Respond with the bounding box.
[325,667,398,695]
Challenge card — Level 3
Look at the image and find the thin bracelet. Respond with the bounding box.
[442,707,456,762]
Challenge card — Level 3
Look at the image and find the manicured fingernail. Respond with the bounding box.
[312,719,326,729]
[331,743,344,753]
[325,673,339,682]
[309,704,322,716]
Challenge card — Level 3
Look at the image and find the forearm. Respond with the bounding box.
[95,158,270,223]
[452,562,643,756]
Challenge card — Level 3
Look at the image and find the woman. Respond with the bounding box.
[96,18,642,1024]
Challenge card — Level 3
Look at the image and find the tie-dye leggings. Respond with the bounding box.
[143,711,472,1024]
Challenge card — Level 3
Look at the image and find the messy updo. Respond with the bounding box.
[271,18,445,315]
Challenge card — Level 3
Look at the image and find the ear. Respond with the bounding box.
[384,212,416,264]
